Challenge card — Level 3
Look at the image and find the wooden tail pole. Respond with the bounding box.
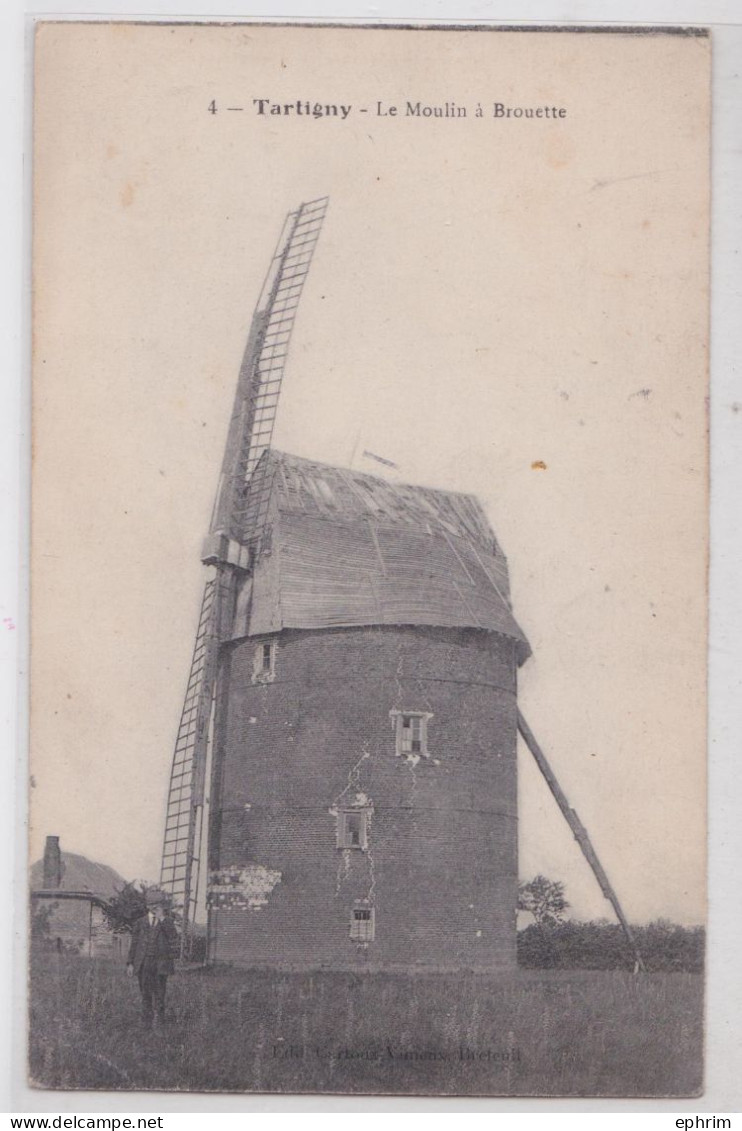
[517,709,646,973]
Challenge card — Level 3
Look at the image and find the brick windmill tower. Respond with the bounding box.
[161,199,643,971]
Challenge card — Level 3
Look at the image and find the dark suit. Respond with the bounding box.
[127,913,179,1026]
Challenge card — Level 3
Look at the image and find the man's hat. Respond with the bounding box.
[145,888,169,907]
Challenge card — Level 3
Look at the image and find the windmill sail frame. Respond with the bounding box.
[159,198,329,951]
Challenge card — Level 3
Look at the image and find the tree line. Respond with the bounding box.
[517,875,704,973]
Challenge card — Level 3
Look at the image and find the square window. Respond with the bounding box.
[350,905,375,942]
[390,710,432,758]
[337,810,368,850]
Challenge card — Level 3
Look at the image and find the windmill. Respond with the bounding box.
[160,196,644,972]
[159,197,329,951]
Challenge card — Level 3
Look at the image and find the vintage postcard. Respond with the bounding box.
[30,22,709,1097]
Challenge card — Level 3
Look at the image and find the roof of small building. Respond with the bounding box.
[30,851,125,900]
[231,451,531,664]
[31,889,109,908]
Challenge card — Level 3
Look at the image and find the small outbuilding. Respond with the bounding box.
[31,835,126,959]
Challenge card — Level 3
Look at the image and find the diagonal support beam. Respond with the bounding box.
[517,709,646,973]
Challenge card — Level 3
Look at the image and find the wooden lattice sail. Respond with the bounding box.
[160,198,329,950]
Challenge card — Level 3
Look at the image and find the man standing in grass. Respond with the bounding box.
[126,888,179,1029]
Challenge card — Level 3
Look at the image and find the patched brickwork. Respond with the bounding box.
[208,624,518,971]
[208,864,282,910]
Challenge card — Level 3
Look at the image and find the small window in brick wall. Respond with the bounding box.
[390,710,433,758]
[337,809,369,850]
[350,903,375,942]
[252,639,277,684]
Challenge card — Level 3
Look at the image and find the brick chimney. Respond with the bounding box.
[42,835,62,889]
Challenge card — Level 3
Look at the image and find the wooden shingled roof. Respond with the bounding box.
[230,451,531,664]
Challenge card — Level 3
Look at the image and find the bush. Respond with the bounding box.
[517,919,704,972]
[101,882,147,935]
[30,902,54,947]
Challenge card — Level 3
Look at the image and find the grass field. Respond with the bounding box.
[29,954,703,1097]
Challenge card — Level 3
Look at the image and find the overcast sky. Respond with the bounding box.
[31,24,708,924]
